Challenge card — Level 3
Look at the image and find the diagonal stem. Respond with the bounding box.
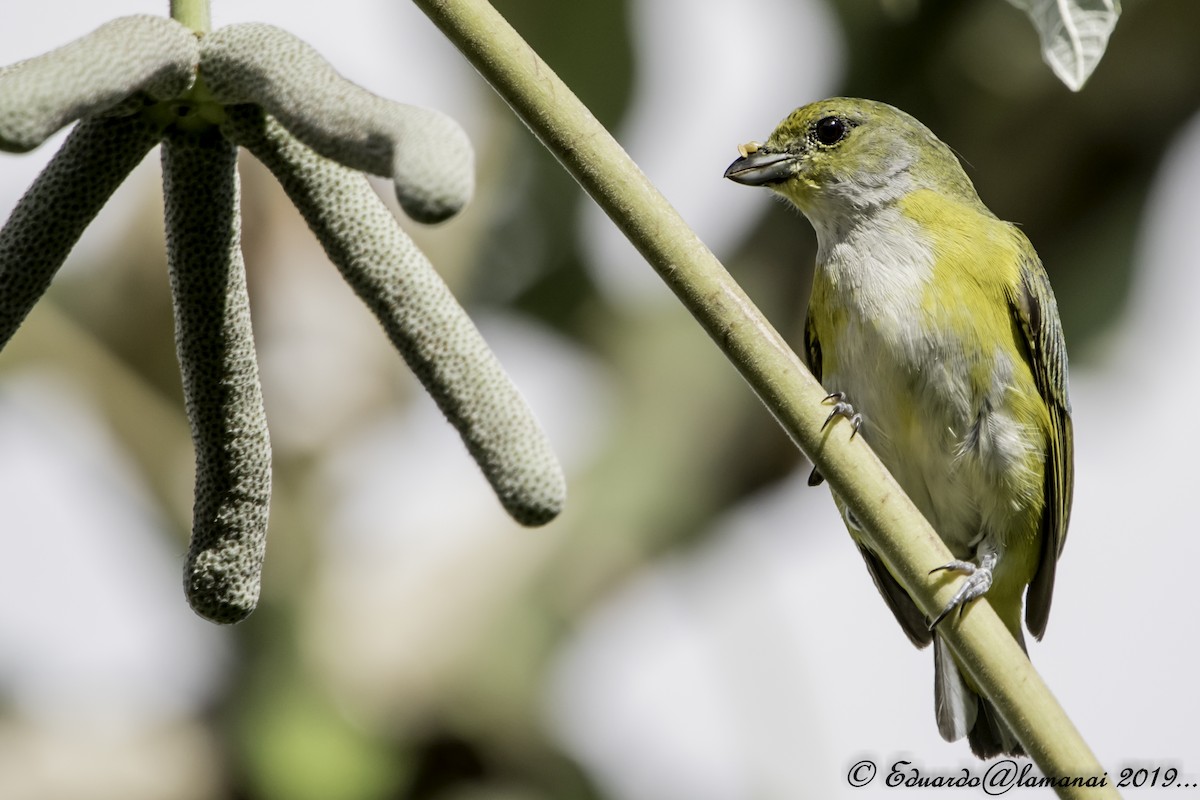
[412,0,1111,793]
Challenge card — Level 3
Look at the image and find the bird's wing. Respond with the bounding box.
[858,543,935,648]
[803,314,828,487]
[806,313,932,647]
[1008,251,1074,640]
[803,312,822,383]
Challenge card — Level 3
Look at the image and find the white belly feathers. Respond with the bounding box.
[814,207,1036,553]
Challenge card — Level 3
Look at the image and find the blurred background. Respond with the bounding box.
[1,0,1198,797]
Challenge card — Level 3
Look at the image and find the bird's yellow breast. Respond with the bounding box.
[808,190,1048,568]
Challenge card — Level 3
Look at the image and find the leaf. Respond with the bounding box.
[1007,0,1121,91]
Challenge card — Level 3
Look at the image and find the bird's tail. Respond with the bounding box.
[933,633,1023,758]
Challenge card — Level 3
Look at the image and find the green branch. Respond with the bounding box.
[170,0,210,35]
[412,0,1113,794]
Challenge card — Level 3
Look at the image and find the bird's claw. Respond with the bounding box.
[807,466,825,486]
[928,554,996,630]
[821,391,863,439]
[808,393,859,487]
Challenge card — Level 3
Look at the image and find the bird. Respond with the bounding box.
[724,97,1073,757]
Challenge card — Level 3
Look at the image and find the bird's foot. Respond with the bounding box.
[821,391,863,439]
[928,551,997,630]
[809,393,862,487]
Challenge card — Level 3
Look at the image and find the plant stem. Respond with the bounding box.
[412,0,1113,794]
[170,0,211,34]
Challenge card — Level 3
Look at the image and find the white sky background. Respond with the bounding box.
[1,2,1198,799]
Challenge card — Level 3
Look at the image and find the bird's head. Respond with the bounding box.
[724,97,981,226]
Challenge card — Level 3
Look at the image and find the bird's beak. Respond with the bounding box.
[724,150,796,186]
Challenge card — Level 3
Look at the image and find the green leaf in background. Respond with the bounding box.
[1008,0,1121,90]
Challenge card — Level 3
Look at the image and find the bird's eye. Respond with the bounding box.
[814,116,848,146]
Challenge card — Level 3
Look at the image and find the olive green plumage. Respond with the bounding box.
[0,15,565,623]
[727,98,1073,758]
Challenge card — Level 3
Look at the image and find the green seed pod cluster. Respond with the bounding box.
[222,106,565,526]
[201,23,472,224]
[0,15,199,152]
[0,15,566,624]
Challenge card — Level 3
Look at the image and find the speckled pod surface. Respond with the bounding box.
[0,113,164,348]
[162,127,271,624]
[0,15,198,152]
[223,105,565,526]
[0,14,566,624]
[200,23,473,224]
